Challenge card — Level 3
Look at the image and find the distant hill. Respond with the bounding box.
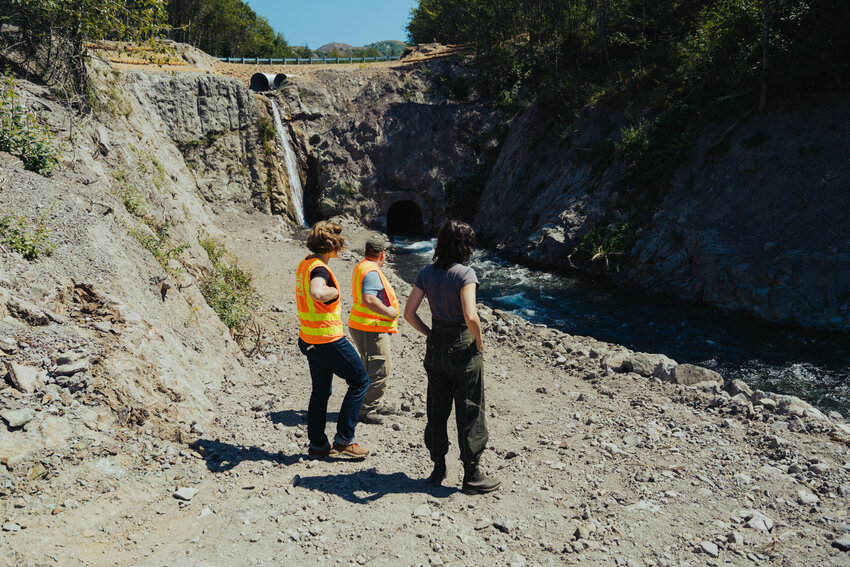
[313,40,408,58]
[316,42,356,54]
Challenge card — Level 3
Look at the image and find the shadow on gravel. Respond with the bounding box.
[268,409,339,426]
[189,439,302,472]
[295,467,458,503]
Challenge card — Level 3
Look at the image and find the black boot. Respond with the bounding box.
[427,460,447,487]
[462,468,501,494]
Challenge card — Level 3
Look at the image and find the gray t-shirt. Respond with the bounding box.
[414,263,479,323]
[361,270,389,305]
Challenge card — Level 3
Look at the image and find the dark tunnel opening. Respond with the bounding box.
[386,200,424,236]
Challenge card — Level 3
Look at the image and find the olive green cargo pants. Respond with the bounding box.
[424,320,488,473]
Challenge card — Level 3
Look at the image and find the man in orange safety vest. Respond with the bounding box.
[348,234,400,425]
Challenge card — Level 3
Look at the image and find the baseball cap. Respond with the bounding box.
[365,234,390,255]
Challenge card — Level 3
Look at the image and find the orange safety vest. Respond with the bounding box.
[295,256,344,344]
[348,259,399,334]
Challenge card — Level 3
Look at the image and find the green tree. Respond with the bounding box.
[0,0,168,103]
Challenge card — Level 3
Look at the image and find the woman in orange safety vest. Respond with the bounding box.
[295,221,370,460]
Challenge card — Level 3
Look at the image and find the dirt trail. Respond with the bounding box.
[4,209,849,566]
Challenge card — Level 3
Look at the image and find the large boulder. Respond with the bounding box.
[623,352,677,378]
[8,362,46,393]
[669,364,723,386]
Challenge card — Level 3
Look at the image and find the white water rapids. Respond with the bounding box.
[270,100,307,227]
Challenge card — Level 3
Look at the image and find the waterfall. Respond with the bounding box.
[270,100,307,227]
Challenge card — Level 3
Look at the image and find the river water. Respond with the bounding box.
[390,238,850,415]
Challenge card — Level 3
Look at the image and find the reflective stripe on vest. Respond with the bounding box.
[348,259,399,334]
[296,256,344,344]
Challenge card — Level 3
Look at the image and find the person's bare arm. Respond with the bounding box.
[403,286,430,336]
[460,282,483,353]
[309,276,339,303]
[363,293,398,320]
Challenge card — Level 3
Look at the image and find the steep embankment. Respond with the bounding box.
[473,99,850,332]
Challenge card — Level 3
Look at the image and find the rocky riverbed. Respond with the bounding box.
[2,211,849,566]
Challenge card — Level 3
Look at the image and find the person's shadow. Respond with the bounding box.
[189,439,301,472]
[267,409,339,426]
[294,467,459,503]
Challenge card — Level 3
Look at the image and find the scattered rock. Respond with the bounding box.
[7,297,49,326]
[494,518,515,534]
[832,536,850,552]
[1,408,36,429]
[724,379,754,400]
[810,463,830,476]
[413,504,431,518]
[8,362,45,393]
[699,541,719,557]
[623,353,672,377]
[174,487,199,501]
[797,489,819,505]
[600,352,628,373]
[54,359,90,377]
[0,337,17,354]
[742,511,773,533]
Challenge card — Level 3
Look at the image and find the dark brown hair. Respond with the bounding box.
[432,219,475,269]
[306,221,346,254]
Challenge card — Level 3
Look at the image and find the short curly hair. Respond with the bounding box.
[306,220,346,254]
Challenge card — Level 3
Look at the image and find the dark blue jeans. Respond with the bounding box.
[299,337,369,449]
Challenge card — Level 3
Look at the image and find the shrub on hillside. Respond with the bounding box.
[0,76,60,176]
[198,232,257,331]
[0,208,55,259]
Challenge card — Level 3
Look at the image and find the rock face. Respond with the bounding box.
[122,71,281,216]
[472,97,850,332]
[276,61,504,232]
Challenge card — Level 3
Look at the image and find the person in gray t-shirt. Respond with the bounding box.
[404,220,500,494]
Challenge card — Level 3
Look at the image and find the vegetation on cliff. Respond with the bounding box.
[0,0,168,101]
[408,0,850,202]
[408,0,849,109]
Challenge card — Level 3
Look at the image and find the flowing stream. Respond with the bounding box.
[270,100,307,227]
[391,238,850,415]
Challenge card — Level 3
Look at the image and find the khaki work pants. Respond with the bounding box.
[349,328,392,416]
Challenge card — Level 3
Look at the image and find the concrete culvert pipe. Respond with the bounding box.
[250,73,288,92]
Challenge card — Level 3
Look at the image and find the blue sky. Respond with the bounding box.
[245,1,418,48]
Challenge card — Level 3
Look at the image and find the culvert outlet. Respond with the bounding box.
[250,73,288,92]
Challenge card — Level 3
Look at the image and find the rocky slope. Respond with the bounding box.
[472,98,850,332]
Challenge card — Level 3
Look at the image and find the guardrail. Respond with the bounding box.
[218,56,402,65]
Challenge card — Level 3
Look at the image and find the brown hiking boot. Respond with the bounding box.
[332,442,370,459]
[307,445,338,460]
